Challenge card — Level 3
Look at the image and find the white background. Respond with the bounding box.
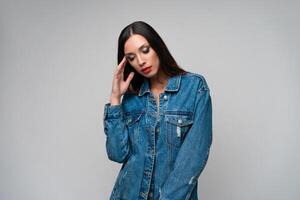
[1,0,299,199]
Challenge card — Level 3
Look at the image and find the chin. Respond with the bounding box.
[143,72,158,78]
[145,69,159,78]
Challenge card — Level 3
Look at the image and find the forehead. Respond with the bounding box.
[124,34,149,53]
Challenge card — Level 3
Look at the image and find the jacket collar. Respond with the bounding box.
[138,74,182,96]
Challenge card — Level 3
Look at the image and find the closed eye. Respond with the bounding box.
[125,44,151,61]
[126,56,134,61]
[142,46,150,54]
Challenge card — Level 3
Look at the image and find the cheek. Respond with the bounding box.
[152,54,160,67]
[148,51,157,62]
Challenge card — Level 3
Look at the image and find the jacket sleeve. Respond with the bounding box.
[159,79,213,200]
[103,102,131,163]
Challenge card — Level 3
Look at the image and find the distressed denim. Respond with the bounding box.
[103,72,212,200]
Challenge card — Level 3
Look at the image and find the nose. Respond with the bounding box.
[136,54,146,67]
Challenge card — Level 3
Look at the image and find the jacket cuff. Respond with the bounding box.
[103,103,124,119]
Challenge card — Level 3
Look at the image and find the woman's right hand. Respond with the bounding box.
[110,56,135,105]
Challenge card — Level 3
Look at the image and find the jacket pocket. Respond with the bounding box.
[124,111,144,143]
[165,114,193,148]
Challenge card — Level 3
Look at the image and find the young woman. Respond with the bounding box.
[103,21,212,200]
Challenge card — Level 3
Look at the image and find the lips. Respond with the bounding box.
[142,66,152,73]
[142,66,151,74]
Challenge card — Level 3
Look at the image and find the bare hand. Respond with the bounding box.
[110,56,135,103]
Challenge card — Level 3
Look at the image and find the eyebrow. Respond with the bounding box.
[124,43,149,56]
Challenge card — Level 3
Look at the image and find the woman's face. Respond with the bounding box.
[124,34,160,78]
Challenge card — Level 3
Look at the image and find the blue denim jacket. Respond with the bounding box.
[103,72,212,200]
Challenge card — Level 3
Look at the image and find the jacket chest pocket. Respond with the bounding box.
[165,114,193,148]
[125,111,144,143]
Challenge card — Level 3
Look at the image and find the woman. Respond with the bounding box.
[103,21,212,200]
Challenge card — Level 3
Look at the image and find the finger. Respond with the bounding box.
[119,64,126,77]
[125,72,134,86]
[117,56,127,69]
[115,56,127,75]
[116,59,128,80]
[118,56,127,73]
[121,56,127,65]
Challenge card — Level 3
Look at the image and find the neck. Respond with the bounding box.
[149,70,169,91]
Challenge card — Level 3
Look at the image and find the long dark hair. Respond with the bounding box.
[117,21,187,94]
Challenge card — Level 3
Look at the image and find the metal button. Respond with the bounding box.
[178,119,182,124]
[148,192,153,197]
[144,171,152,177]
[150,149,155,155]
[163,95,168,100]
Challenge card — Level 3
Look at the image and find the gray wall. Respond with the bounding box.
[1,0,299,199]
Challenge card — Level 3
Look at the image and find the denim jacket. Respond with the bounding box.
[103,72,212,200]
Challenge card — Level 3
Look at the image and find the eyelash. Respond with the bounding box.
[127,47,150,61]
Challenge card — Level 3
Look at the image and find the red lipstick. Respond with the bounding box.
[142,66,152,74]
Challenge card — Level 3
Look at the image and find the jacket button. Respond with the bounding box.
[178,119,182,124]
[149,192,153,197]
[163,95,168,100]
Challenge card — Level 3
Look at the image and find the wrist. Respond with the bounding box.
[110,96,121,106]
